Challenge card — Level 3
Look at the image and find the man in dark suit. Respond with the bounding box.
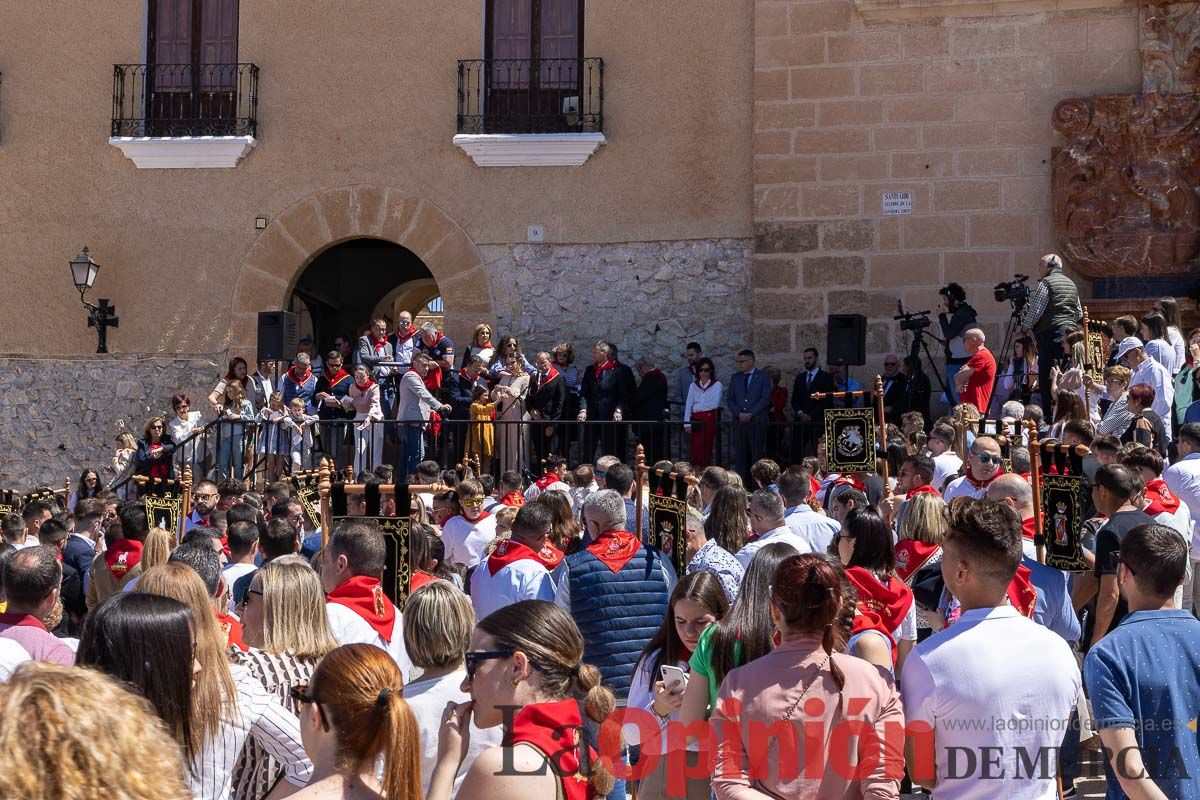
[64,498,104,589]
[633,356,670,462]
[727,349,772,483]
[791,347,837,456]
[578,342,636,463]
[528,350,567,464]
[444,355,490,466]
[880,353,907,427]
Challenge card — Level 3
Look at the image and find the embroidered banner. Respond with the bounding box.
[824,407,877,473]
[144,494,182,535]
[1040,474,1089,572]
[331,515,412,605]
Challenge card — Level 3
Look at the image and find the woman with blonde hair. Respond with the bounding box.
[233,560,340,800]
[403,581,504,793]
[124,526,174,590]
[0,661,194,800]
[432,600,616,800]
[894,491,948,640]
[463,323,496,367]
[135,416,177,482]
[291,643,423,800]
[137,562,311,800]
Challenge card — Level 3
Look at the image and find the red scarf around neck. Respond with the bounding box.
[894,540,941,583]
[906,484,940,500]
[487,539,562,576]
[1008,564,1037,618]
[845,567,913,633]
[594,360,617,376]
[1144,478,1181,516]
[354,377,376,392]
[286,366,312,386]
[539,366,561,385]
[326,575,396,643]
[500,491,525,508]
[395,326,418,345]
[104,539,144,579]
[586,530,641,573]
[694,378,715,391]
[324,368,351,387]
[410,571,436,593]
[535,472,561,491]
[371,335,389,354]
[850,611,897,666]
[1021,517,1038,542]
[216,611,248,651]
[965,468,1001,491]
[835,474,867,493]
[503,700,595,800]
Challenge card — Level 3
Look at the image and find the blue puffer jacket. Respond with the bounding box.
[563,544,674,702]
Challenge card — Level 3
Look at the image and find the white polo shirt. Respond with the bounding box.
[733,525,811,568]
[326,602,412,682]
[783,504,842,553]
[942,474,992,503]
[441,513,499,568]
[902,605,1080,800]
[932,452,964,493]
[1164,453,1200,557]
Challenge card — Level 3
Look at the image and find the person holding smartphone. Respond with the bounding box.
[625,572,729,800]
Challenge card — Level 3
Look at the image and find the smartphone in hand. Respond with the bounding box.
[660,665,688,693]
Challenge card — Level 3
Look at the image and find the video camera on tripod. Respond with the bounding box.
[994,274,1031,309]
[893,308,933,332]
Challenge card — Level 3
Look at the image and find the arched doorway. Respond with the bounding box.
[227,184,495,359]
[287,238,436,347]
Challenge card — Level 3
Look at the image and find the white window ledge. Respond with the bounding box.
[453,133,606,167]
[109,135,257,169]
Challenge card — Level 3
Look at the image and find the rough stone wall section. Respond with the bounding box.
[0,354,222,489]
[752,0,1142,376]
[481,239,754,375]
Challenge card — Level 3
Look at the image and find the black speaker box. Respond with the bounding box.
[257,311,299,362]
[827,314,866,366]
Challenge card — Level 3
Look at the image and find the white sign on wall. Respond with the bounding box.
[882,191,912,216]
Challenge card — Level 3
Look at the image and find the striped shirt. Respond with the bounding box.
[229,649,319,800]
[188,662,312,800]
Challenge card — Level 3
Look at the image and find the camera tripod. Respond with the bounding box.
[906,325,952,401]
[988,304,1027,413]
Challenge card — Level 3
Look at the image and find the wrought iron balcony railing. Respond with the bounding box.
[457,57,603,135]
[112,63,259,138]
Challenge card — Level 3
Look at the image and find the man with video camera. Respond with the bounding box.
[938,282,977,404]
[1018,253,1082,414]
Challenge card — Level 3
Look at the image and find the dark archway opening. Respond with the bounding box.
[287,238,440,352]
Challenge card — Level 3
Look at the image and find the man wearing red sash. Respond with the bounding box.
[524,455,568,503]
[943,435,1004,502]
[528,351,567,465]
[321,519,412,680]
[314,350,354,469]
[471,504,562,618]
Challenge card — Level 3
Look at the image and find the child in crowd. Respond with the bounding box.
[441,478,498,569]
[465,385,495,474]
[217,379,254,480]
[257,392,288,481]
[282,397,319,473]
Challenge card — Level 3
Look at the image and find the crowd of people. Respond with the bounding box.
[2,267,1199,799]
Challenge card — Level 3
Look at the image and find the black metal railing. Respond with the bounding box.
[112,63,259,137]
[457,57,603,134]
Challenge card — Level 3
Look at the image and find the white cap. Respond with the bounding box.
[1114,336,1144,362]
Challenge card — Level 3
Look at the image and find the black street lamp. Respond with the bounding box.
[69,246,119,354]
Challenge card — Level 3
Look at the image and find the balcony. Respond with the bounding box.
[454,57,606,167]
[109,63,259,169]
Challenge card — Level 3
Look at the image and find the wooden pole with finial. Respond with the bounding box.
[874,375,889,490]
[1026,420,1045,565]
[1082,304,1092,412]
[634,443,646,543]
[319,457,333,549]
[178,465,193,545]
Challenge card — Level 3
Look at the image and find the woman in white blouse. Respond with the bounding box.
[1141,312,1178,374]
[684,357,722,469]
[1154,297,1187,369]
[343,363,384,474]
[492,353,530,475]
[168,393,206,478]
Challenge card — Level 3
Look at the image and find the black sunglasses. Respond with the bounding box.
[833,532,856,545]
[290,684,330,731]
[464,650,514,681]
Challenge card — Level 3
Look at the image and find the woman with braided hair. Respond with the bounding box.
[711,553,904,799]
[431,599,616,800]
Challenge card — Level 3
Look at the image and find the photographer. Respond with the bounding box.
[938,282,977,404]
[1018,253,1082,414]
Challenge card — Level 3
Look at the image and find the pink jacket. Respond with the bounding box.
[712,633,902,800]
[346,382,383,422]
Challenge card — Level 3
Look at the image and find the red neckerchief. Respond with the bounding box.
[906,484,940,500]
[1018,472,1032,483]
[487,539,561,576]
[503,700,595,800]
[500,491,525,507]
[809,475,822,498]
[371,335,388,354]
[1007,564,1037,618]
[539,366,561,385]
[0,613,48,631]
[354,377,376,392]
[835,474,866,493]
[894,540,941,583]
[586,530,641,573]
[845,567,913,632]
[395,326,418,345]
[1021,517,1038,542]
[326,575,396,643]
[594,360,617,376]
[410,571,436,593]
[323,368,351,388]
[850,611,897,666]
[645,368,666,382]
[965,468,1001,491]
[224,372,249,389]
[535,472,560,491]
[1145,479,1181,515]
[216,611,248,652]
[104,539,144,579]
[147,442,169,479]
[460,367,481,384]
[285,366,312,386]
[694,378,715,391]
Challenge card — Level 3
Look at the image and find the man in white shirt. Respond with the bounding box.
[943,436,1004,502]
[1117,336,1174,443]
[928,423,963,493]
[1163,423,1200,609]
[183,481,219,533]
[470,503,558,618]
[735,489,811,567]
[779,471,840,553]
[16,502,51,550]
[903,498,1080,799]
[221,521,259,605]
[441,478,498,569]
[321,519,412,679]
